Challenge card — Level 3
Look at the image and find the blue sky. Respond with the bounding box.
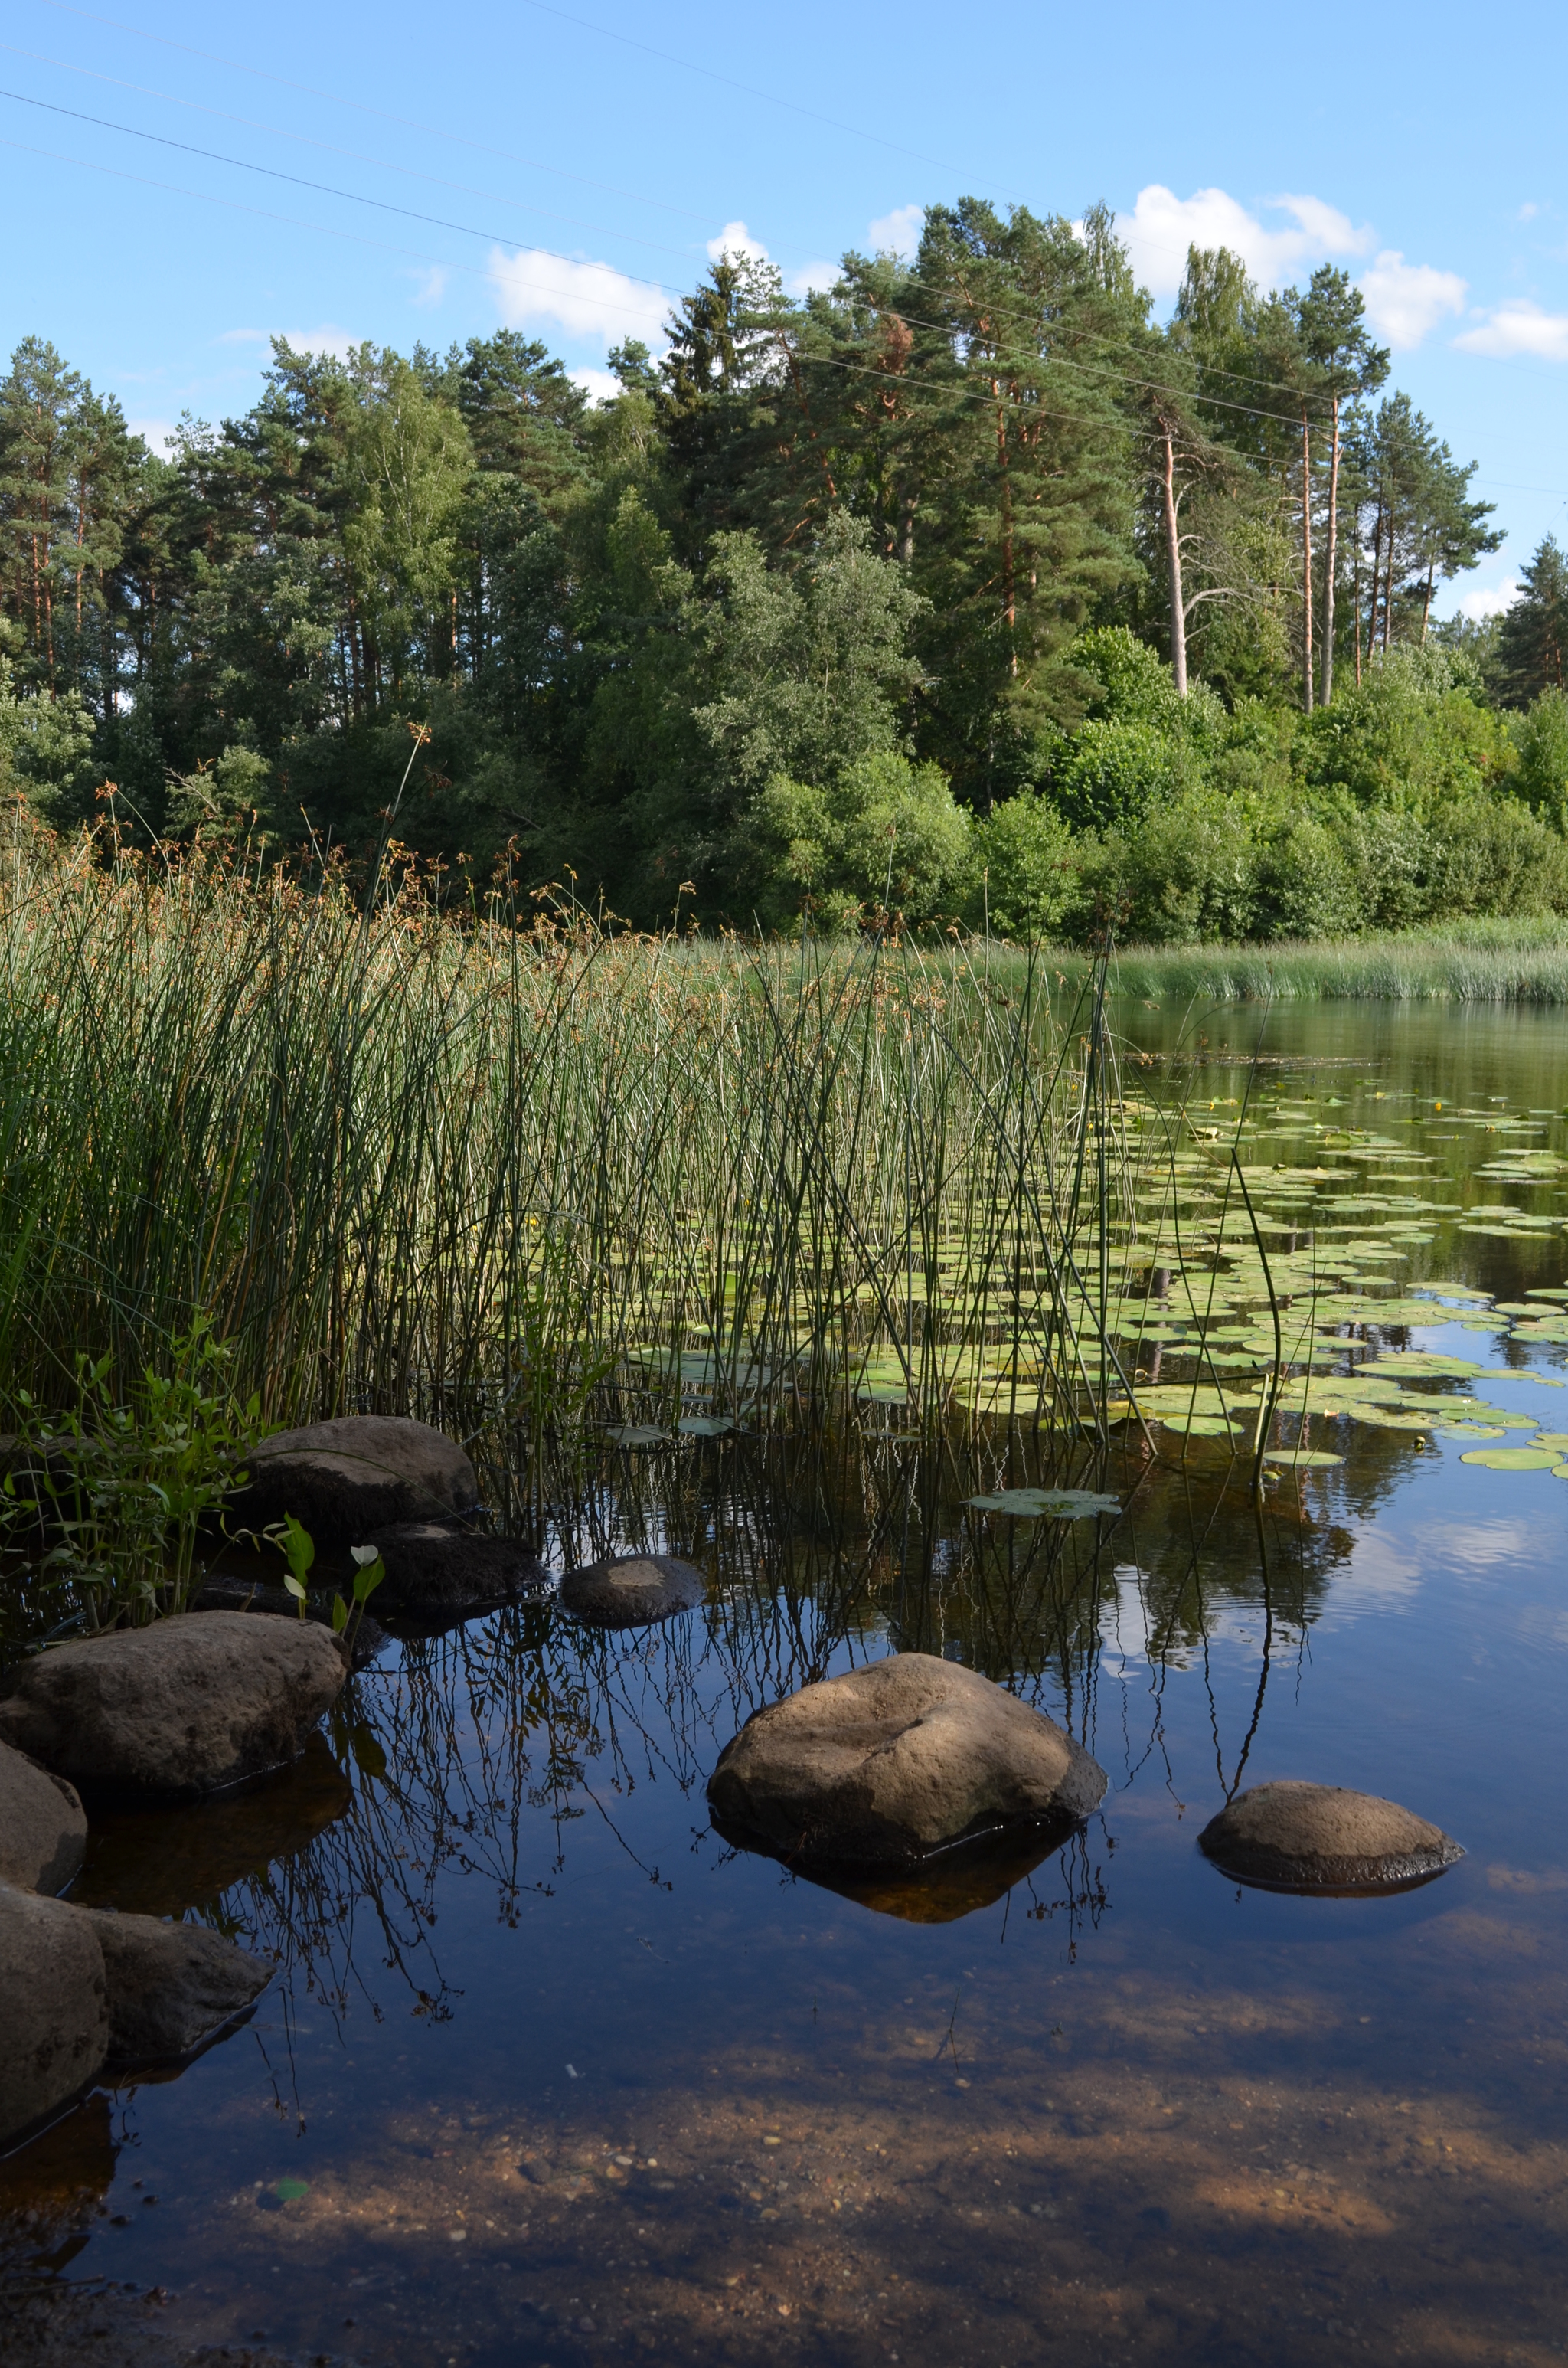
[5,0,1565,617]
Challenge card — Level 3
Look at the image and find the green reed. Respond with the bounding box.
[0,813,1178,1464]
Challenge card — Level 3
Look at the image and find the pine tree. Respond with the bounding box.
[1495,535,1568,705]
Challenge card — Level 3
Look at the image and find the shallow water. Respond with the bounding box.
[6,1001,1568,2367]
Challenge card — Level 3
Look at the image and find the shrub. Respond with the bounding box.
[1083,793,1259,945]
[1514,688,1568,823]
[744,752,972,931]
[969,792,1082,940]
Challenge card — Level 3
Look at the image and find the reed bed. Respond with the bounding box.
[1031,917,1568,1005]
[0,822,1178,1459]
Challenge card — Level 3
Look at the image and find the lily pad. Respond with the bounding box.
[605,1424,671,1447]
[1435,1425,1506,1442]
[965,1487,1121,1519]
[678,1415,735,1437]
[1260,1448,1344,1468]
[1158,1413,1242,1437]
[1458,1445,1560,1470]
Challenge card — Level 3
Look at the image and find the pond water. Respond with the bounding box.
[6,1001,1568,2368]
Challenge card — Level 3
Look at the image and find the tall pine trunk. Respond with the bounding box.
[1320,396,1341,706]
[1161,428,1187,695]
[1299,409,1313,711]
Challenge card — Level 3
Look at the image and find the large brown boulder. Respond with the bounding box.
[369,1522,550,1613]
[0,1613,346,1797]
[707,1652,1106,1864]
[1199,1781,1464,1892]
[0,1882,108,2146]
[0,1738,87,1894]
[81,1910,271,2062]
[233,1415,479,1547]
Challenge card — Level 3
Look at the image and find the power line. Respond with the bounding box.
[26,0,727,230]
[33,0,1018,202]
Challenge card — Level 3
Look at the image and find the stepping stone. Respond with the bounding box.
[369,1523,550,1614]
[559,1554,706,1628]
[1199,1781,1463,1892]
[0,1738,87,1895]
[0,1612,346,1797]
[0,1882,108,2147]
[707,1652,1106,1865]
[234,1416,478,1548]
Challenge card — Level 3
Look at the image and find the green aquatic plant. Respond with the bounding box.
[0,1319,260,1630]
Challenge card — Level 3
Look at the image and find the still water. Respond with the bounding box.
[5,1002,1568,2368]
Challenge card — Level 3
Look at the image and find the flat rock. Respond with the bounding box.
[234,1415,479,1548]
[0,1612,346,1798]
[0,1881,108,2147]
[559,1553,706,1628]
[0,1739,87,1894]
[369,1523,550,1612]
[707,1652,1107,1864]
[1199,1780,1464,1892]
[81,1909,271,2062]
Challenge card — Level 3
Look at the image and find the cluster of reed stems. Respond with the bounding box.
[0,811,1172,1466]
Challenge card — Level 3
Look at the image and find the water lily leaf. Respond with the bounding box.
[605,1424,671,1447]
[965,1487,1120,1519]
[1348,1408,1433,1431]
[1436,1425,1506,1442]
[1260,1448,1344,1468]
[1459,1446,1560,1470]
[1158,1413,1241,1437]
[678,1415,734,1437]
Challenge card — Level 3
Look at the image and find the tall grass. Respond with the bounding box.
[1030,917,1568,1004]
[0,816,1171,1459]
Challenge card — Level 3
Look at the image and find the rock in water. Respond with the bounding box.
[235,1415,479,1548]
[0,1882,108,2146]
[0,1738,87,1894]
[82,1911,271,2061]
[560,1554,705,1628]
[370,1523,550,1613]
[0,1612,346,1797]
[707,1652,1106,1863]
[1199,1781,1464,1892]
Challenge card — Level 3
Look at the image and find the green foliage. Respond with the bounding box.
[0,654,96,811]
[971,791,1081,940]
[744,752,971,930]
[0,1320,260,1631]
[1514,688,1568,823]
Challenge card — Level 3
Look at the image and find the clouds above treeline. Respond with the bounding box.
[229,182,1556,388]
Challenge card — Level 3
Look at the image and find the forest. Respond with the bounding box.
[3,198,1568,943]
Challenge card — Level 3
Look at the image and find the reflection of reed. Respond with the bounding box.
[69,1415,1345,2023]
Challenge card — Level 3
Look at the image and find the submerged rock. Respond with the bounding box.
[369,1522,550,1613]
[559,1553,706,1628]
[0,1611,346,1797]
[0,1738,87,1895]
[707,1652,1107,1865]
[0,1882,109,2147]
[81,1909,271,2062]
[1199,1781,1464,1892]
[234,1415,479,1548]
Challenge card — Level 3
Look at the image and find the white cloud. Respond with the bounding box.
[707,218,769,265]
[1458,577,1522,621]
[570,365,622,407]
[1358,250,1467,348]
[1119,185,1370,299]
[1455,298,1568,359]
[410,264,448,308]
[127,417,178,454]
[867,203,923,260]
[488,247,666,347]
[1520,201,1540,221]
